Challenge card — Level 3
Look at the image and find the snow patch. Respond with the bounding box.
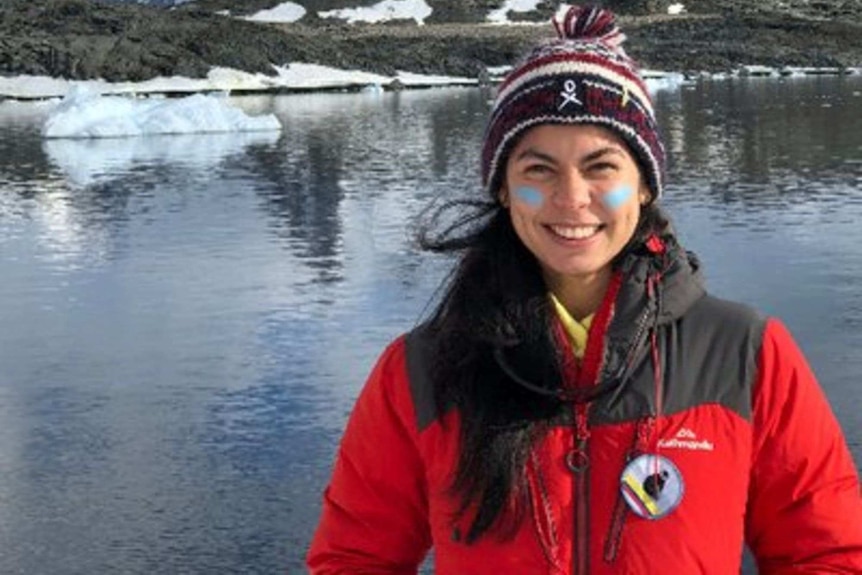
[486,65,512,77]
[740,65,781,78]
[42,86,281,139]
[319,0,432,25]
[270,63,391,89]
[268,63,475,89]
[245,2,307,23]
[395,70,474,86]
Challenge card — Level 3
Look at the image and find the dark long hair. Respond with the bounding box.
[416,195,666,543]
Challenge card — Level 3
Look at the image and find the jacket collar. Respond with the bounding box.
[600,227,705,386]
[493,218,706,402]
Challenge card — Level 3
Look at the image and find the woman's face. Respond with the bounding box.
[501,123,650,296]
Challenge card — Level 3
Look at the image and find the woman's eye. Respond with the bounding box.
[525,164,553,176]
[588,162,618,173]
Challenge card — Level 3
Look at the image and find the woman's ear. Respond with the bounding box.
[639,185,652,206]
[499,186,510,208]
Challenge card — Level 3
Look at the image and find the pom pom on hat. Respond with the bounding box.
[553,4,624,48]
[481,4,665,202]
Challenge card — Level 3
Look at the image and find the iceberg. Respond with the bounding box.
[43,130,281,188]
[42,86,282,139]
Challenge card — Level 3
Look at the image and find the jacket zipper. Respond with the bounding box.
[576,451,589,575]
[564,270,625,574]
[569,404,591,575]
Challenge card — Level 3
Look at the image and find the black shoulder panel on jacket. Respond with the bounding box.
[404,327,438,432]
[591,295,767,426]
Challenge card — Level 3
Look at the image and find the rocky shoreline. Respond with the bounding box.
[1,0,861,98]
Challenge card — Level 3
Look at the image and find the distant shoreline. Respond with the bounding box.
[2,63,859,103]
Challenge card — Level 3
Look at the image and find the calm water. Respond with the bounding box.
[0,75,860,573]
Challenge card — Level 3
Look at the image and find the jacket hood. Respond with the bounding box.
[614,232,705,328]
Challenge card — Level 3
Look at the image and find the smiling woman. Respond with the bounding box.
[306,5,862,574]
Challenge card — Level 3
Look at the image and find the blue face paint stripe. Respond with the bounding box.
[603,185,634,210]
[514,186,544,208]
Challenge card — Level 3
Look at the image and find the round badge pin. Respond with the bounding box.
[620,454,684,520]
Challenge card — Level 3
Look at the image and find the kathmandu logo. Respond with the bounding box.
[658,427,715,452]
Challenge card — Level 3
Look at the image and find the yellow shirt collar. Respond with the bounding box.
[550,293,593,360]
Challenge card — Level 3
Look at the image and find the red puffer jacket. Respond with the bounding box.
[307,243,862,574]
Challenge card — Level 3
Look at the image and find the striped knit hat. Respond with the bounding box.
[482,5,665,202]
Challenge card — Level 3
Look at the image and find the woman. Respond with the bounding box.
[307,5,862,573]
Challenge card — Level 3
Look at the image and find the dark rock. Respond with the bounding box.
[425,0,506,24]
[605,0,676,17]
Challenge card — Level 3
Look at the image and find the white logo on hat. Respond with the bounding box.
[559,79,582,110]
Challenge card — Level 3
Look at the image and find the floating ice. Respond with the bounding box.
[44,130,281,188]
[642,71,688,92]
[739,65,780,78]
[42,86,282,139]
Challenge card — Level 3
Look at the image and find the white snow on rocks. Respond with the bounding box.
[245,2,307,23]
[319,0,432,25]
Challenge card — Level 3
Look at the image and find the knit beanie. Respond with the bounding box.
[481,4,666,202]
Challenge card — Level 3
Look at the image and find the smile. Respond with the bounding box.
[548,224,604,240]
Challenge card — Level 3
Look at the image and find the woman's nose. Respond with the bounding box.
[552,169,591,208]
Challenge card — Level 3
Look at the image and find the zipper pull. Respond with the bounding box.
[566,436,589,473]
[567,406,591,473]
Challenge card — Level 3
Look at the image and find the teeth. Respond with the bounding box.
[550,225,600,239]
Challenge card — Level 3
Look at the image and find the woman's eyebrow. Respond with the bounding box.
[582,146,626,162]
[513,148,557,164]
[514,145,626,165]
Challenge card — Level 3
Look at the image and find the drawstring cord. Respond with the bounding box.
[605,236,668,563]
[647,271,665,476]
[528,452,564,573]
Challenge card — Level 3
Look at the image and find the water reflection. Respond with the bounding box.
[0,77,859,573]
[658,76,862,211]
[232,89,489,291]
